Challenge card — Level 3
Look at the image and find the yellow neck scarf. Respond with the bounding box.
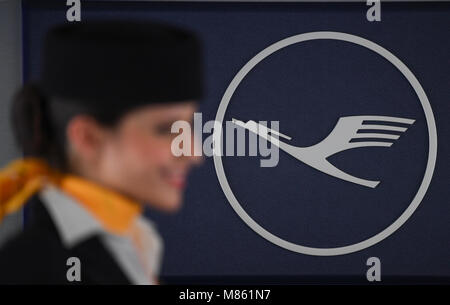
[0,158,142,234]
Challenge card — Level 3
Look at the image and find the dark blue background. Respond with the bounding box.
[22,1,449,278]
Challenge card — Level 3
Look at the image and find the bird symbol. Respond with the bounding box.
[232,116,415,188]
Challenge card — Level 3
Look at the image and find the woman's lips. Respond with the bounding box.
[164,170,187,189]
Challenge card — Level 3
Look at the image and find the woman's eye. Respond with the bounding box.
[154,121,181,135]
[155,125,173,135]
[155,119,194,136]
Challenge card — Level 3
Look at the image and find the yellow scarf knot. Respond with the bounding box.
[0,158,61,220]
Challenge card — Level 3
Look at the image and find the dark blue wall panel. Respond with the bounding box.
[22,1,450,280]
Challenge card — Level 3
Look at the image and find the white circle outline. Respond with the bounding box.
[213,32,437,256]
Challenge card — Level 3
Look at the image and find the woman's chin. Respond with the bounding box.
[144,193,183,213]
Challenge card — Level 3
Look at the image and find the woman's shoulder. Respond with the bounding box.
[0,194,131,284]
[0,196,72,284]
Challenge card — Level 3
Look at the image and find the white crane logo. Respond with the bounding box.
[232,115,415,188]
[213,32,437,256]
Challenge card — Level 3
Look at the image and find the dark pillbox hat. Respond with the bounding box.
[40,20,203,111]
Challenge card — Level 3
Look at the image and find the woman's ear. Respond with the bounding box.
[66,115,108,162]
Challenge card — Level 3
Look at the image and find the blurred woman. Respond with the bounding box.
[0,20,203,284]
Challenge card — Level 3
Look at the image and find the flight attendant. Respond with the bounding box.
[0,20,203,284]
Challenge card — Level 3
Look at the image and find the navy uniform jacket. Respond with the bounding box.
[0,186,163,285]
[0,195,130,284]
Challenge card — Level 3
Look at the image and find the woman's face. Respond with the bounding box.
[90,101,202,212]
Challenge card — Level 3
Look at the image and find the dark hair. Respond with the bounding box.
[10,84,121,172]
